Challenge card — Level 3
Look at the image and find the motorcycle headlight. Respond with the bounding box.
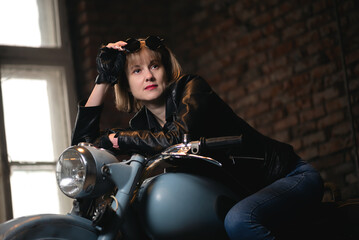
[56,143,117,199]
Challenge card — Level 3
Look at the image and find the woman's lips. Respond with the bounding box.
[145,84,158,90]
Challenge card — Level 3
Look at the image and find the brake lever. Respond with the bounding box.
[160,139,222,167]
[162,152,222,167]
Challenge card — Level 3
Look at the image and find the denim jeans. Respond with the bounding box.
[224,160,324,240]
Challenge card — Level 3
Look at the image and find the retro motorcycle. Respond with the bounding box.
[1,135,359,240]
[0,135,244,240]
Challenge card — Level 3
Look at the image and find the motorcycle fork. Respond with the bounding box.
[98,154,146,240]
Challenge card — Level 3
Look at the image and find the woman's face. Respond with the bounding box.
[125,47,167,107]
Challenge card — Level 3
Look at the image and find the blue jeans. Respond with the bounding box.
[224,160,323,240]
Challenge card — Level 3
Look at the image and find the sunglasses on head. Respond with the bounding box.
[123,36,164,53]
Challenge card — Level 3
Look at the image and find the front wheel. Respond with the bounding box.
[0,214,98,240]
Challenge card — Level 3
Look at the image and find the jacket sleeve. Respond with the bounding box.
[71,101,103,146]
[114,75,242,156]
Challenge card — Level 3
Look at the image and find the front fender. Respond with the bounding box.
[0,214,98,240]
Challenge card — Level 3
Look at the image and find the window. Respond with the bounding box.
[0,0,76,221]
[0,0,60,47]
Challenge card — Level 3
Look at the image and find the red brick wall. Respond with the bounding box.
[66,0,359,199]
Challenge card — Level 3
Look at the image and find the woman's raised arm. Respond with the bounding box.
[85,83,110,107]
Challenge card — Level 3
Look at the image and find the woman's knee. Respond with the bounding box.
[224,202,253,239]
[224,199,275,240]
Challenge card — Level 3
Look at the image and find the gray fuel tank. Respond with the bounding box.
[136,172,241,240]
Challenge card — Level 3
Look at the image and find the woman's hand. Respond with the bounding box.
[87,40,128,107]
[95,41,127,85]
[105,40,127,50]
[109,133,119,148]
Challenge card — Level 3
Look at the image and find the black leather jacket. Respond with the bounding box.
[72,74,299,193]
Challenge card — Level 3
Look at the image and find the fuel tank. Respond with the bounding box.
[136,172,241,240]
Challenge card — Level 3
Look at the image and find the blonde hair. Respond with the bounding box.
[114,41,182,112]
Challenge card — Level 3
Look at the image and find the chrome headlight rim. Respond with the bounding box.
[56,144,97,199]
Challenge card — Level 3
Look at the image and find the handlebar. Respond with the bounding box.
[200,135,242,151]
[156,135,242,167]
[163,135,242,155]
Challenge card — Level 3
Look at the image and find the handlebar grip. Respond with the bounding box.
[200,135,242,150]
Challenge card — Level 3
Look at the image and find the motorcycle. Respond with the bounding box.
[1,135,359,240]
[0,135,244,240]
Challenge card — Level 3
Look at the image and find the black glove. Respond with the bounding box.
[95,46,126,85]
[98,135,114,149]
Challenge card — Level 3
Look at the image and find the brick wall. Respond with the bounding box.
[66,0,359,199]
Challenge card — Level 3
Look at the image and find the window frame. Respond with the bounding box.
[0,0,77,222]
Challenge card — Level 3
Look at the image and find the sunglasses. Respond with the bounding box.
[123,36,164,53]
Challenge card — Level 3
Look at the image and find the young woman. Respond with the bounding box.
[72,36,324,239]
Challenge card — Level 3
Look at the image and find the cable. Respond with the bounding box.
[333,0,359,177]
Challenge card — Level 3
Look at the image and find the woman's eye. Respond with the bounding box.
[133,69,141,74]
[151,64,159,69]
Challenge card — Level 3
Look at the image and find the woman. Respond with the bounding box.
[72,36,324,239]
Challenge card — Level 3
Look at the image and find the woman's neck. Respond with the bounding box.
[144,101,166,127]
